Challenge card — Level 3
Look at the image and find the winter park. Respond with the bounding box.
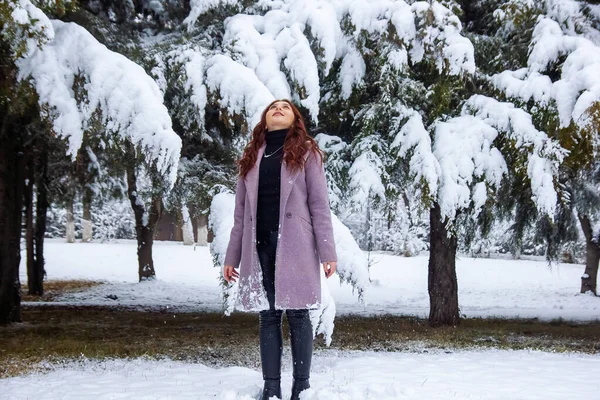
[2,0,600,399]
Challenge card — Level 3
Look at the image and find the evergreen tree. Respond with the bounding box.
[0,0,181,322]
[176,0,565,326]
[487,0,600,294]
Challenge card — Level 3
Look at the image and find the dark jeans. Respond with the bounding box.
[256,229,278,310]
[256,229,313,396]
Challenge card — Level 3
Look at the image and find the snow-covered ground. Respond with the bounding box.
[2,350,599,399]
[22,239,600,321]
[7,239,600,399]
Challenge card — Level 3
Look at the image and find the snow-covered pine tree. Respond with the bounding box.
[1,0,182,323]
[0,0,79,323]
[487,0,600,294]
[319,0,564,326]
[176,0,565,326]
[143,6,253,243]
[5,0,590,328]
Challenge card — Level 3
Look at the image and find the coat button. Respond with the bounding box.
[286,212,292,219]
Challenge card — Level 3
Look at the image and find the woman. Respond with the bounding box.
[223,99,337,400]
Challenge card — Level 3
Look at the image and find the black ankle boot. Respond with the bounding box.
[262,378,282,399]
[291,379,310,400]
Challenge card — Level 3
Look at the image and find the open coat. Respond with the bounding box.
[224,143,337,311]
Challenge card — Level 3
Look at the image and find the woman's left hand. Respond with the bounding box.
[322,261,336,278]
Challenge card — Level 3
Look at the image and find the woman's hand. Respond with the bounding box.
[223,265,239,283]
[322,261,336,278]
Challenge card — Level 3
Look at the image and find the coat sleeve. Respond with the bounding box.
[224,175,246,268]
[305,149,337,263]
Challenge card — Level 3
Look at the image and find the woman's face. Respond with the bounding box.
[265,101,295,131]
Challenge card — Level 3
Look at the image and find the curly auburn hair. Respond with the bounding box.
[237,99,323,178]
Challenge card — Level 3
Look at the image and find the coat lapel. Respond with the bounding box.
[279,159,302,223]
[244,143,266,221]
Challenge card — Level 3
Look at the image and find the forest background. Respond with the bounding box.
[2,0,600,328]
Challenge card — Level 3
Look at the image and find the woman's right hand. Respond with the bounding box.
[223,265,239,283]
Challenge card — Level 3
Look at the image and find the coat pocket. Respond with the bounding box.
[298,215,313,233]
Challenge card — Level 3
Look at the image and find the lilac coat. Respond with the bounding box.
[224,143,337,311]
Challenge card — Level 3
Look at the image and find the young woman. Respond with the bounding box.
[223,99,337,400]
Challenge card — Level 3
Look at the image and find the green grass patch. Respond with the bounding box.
[21,280,103,302]
[1,306,599,378]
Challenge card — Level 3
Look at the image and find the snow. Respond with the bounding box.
[391,107,440,198]
[9,239,600,397]
[209,191,236,268]
[433,115,504,221]
[184,0,239,30]
[348,137,388,208]
[313,133,351,211]
[191,0,475,124]
[221,7,323,121]
[204,54,275,130]
[15,18,182,187]
[492,8,600,130]
[309,270,336,346]
[329,213,369,301]
[4,0,55,54]
[181,205,195,245]
[181,47,209,128]
[411,1,475,75]
[390,95,564,222]
[21,240,600,322]
[11,6,30,25]
[338,47,366,99]
[2,350,599,399]
[463,95,565,218]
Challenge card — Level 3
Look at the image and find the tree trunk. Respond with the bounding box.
[0,114,24,324]
[197,214,208,246]
[82,189,93,242]
[428,202,460,327]
[66,197,75,243]
[578,214,599,295]
[24,153,38,295]
[31,148,49,296]
[181,205,194,245]
[126,161,162,281]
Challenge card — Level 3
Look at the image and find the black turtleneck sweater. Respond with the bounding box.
[257,128,288,233]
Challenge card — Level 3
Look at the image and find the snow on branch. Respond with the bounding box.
[2,0,54,58]
[345,0,474,75]
[314,133,350,212]
[390,96,564,222]
[158,46,209,132]
[463,95,566,217]
[492,15,600,129]
[499,0,600,45]
[330,212,370,301]
[222,9,324,122]
[348,135,388,210]
[205,54,275,130]
[181,1,473,125]
[157,46,274,136]
[15,17,181,186]
[184,0,239,31]
[410,1,475,75]
[433,115,505,221]
[391,106,440,200]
